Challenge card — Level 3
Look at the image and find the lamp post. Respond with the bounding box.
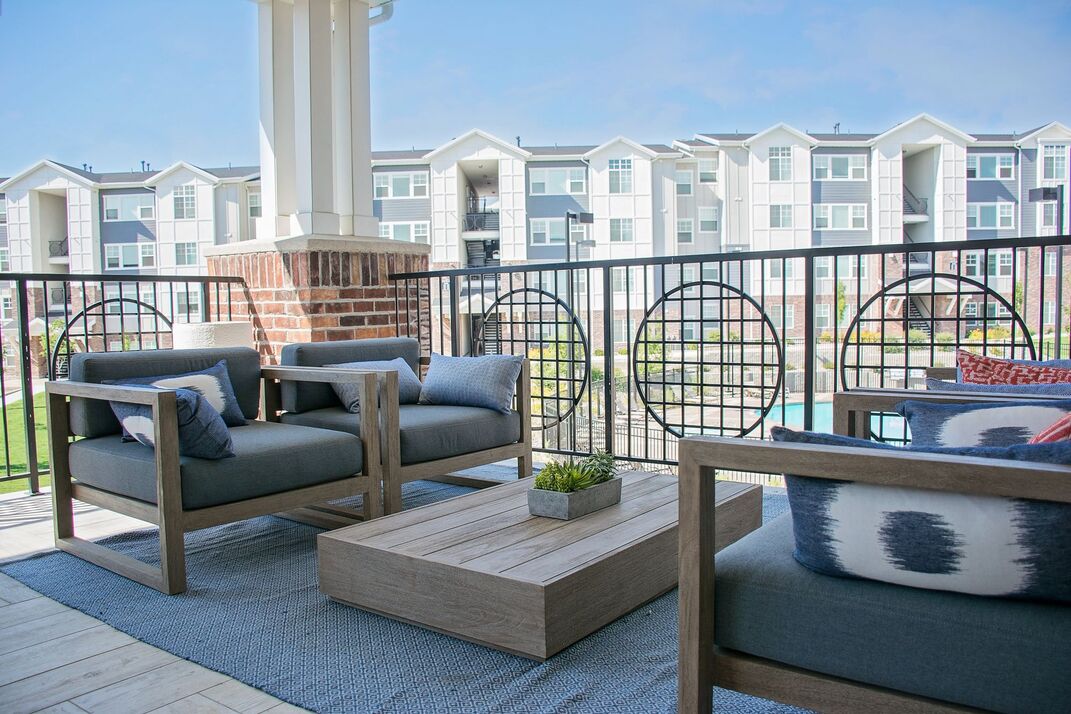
[563,211,594,450]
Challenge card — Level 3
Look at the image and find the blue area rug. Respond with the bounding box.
[3,470,806,713]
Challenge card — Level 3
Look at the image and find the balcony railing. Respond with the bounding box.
[463,212,500,231]
[389,234,1071,469]
[0,272,249,493]
[48,239,69,258]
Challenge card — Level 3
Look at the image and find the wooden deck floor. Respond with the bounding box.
[0,491,306,714]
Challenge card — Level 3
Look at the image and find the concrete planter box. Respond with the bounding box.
[527,477,622,520]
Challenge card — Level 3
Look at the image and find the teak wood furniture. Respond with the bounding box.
[319,470,761,660]
[47,348,387,595]
[678,390,1071,714]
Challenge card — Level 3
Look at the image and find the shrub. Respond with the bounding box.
[907,329,930,344]
[935,332,956,344]
[818,331,834,344]
[533,451,617,493]
[617,347,628,356]
[594,348,604,356]
[967,326,1011,342]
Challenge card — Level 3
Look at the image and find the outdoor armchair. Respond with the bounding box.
[279,337,532,514]
[47,347,385,595]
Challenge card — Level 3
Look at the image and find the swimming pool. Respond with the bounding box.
[762,401,908,439]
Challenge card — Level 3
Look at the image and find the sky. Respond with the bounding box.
[1,0,1070,177]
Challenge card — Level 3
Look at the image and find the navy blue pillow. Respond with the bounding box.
[109,388,235,460]
[770,426,1071,602]
[106,360,246,427]
[896,398,1071,448]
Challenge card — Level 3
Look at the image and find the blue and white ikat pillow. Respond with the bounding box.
[897,398,1071,448]
[109,387,235,460]
[771,426,1071,602]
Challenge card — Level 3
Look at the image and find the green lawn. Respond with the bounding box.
[0,392,51,495]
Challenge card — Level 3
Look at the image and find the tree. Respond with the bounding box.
[836,281,848,324]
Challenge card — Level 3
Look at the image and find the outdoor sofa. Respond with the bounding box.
[46,347,386,594]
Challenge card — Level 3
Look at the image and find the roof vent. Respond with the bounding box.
[516,135,521,147]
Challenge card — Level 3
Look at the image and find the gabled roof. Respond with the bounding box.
[870,113,975,144]
[695,132,753,144]
[583,136,661,159]
[743,123,817,147]
[371,149,431,161]
[424,129,531,160]
[147,161,222,184]
[524,145,596,156]
[807,133,876,142]
[0,159,98,191]
[1013,121,1071,143]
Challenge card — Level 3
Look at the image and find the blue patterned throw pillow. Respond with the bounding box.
[897,398,1071,448]
[926,377,1071,397]
[771,426,1071,602]
[109,388,235,460]
[106,360,246,427]
[418,353,524,414]
[324,358,423,413]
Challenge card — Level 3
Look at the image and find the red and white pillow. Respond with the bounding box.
[957,350,1071,386]
[1029,413,1071,444]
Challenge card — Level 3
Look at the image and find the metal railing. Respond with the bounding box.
[463,212,500,231]
[0,272,249,493]
[389,234,1071,466]
[48,240,69,258]
[903,185,929,216]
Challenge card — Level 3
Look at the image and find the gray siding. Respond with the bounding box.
[1022,149,1038,236]
[526,162,590,218]
[812,181,870,203]
[373,198,431,222]
[99,188,156,244]
[527,244,568,261]
[966,148,1018,204]
[967,228,1018,241]
[813,230,873,247]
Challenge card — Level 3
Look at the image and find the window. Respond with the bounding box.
[0,198,8,225]
[103,193,155,222]
[380,221,430,243]
[768,146,792,181]
[813,155,866,180]
[1045,301,1057,325]
[814,204,866,230]
[675,170,693,196]
[1045,249,1058,277]
[529,167,586,195]
[1043,145,1068,181]
[0,247,9,272]
[676,219,693,244]
[698,157,718,183]
[175,288,201,322]
[611,267,627,293]
[815,303,831,329]
[248,191,262,217]
[609,218,634,242]
[769,204,792,228]
[987,252,1013,277]
[967,203,1015,229]
[608,159,632,194]
[702,264,720,282]
[0,296,10,320]
[173,185,196,220]
[104,243,155,269]
[372,172,429,199]
[963,302,978,317]
[964,254,980,277]
[967,154,1014,180]
[530,218,568,245]
[174,242,198,266]
[698,207,719,232]
[768,260,794,280]
[104,284,156,315]
[1042,203,1058,229]
[770,304,795,329]
[986,302,1011,318]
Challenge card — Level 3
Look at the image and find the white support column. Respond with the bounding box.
[331,0,355,236]
[257,0,297,241]
[347,0,378,238]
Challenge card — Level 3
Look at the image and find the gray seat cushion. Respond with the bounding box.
[715,514,1071,714]
[69,348,262,438]
[280,338,420,414]
[68,421,363,511]
[280,404,520,465]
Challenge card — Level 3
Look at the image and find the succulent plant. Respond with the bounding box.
[533,451,618,493]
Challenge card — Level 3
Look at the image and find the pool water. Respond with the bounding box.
[762,401,909,440]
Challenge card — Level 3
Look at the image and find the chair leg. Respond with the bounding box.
[518,451,533,479]
[157,513,187,595]
[383,465,404,515]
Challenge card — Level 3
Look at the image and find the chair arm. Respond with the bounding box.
[45,380,171,406]
[261,365,391,385]
[679,436,1071,504]
[831,388,1059,437]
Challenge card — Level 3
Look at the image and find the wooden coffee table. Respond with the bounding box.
[318,471,761,660]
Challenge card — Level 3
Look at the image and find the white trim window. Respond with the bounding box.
[815,303,831,329]
[675,170,693,196]
[698,157,718,183]
[0,296,11,320]
[836,255,868,279]
[769,204,792,228]
[373,171,429,199]
[0,246,9,272]
[1043,144,1068,181]
[0,198,8,225]
[967,154,1014,180]
[967,203,1014,229]
[1042,203,1058,229]
[987,252,1013,277]
[173,185,196,220]
[698,207,719,233]
[379,221,431,243]
[248,191,262,218]
[175,287,201,323]
[1045,249,1058,276]
[104,193,155,222]
[963,302,978,318]
[813,154,866,180]
[768,146,792,181]
[530,218,566,245]
[767,259,794,280]
[814,204,866,230]
[609,217,634,242]
[1045,300,1057,326]
[964,253,981,277]
[174,242,198,266]
[105,242,156,270]
[770,304,795,330]
[608,159,633,194]
[529,167,586,196]
[677,219,693,244]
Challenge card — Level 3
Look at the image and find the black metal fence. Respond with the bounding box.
[389,235,1071,467]
[0,272,247,493]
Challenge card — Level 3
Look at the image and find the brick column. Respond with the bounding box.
[205,237,429,363]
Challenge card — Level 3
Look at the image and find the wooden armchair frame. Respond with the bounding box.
[678,436,1071,714]
[47,366,385,595]
[379,357,533,514]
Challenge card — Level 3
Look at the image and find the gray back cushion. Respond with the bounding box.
[280,338,421,413]
[69,348,262,438]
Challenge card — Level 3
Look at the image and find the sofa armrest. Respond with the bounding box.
[831,388,1060,438]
